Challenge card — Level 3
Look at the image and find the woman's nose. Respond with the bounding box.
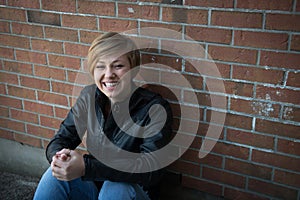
[104,67,115,78]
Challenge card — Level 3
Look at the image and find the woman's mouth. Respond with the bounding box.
[103,82,119,90]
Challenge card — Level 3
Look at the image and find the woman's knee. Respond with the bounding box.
[99,181,136,200]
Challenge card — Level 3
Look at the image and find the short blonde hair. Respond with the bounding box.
[87,32,140,75]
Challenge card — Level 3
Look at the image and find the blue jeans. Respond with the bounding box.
[33,168,151,200]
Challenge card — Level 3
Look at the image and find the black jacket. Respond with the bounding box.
[46,84,173,199]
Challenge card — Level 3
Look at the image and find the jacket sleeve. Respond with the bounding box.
[82,97,173,187]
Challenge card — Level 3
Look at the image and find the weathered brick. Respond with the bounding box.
[0,118,25,132]
[40,116,61,129]
[67,71,93,86]
[54,107,69,119]
[232,65,284,85]
[208,45,258,65]
[234,30,288,50]
[11,109,38,124]
[38,91,68,106]
[0,72,19,85]
[256,118,299,139]
[20,76,50,91]
[0,47,14,59]
[260,51,300,70]
[7,85,36,100]
[27,10,61,26]
[45,27,78,42]
[0,107,9,117]
[3,61,33,75]
[0,7,26,21]
[274,170,300,188]
[266,14,300,31]
[256,85,300,104]
[27,124,55,139]
[186,26,232,44]
[64,43,89,57]
[282,106,300,122]
[185,0,234,8]
[62,15,97,30]
[31,39,63,54]
[168,160,200,177]
[8,0,40,9]
[140,21,182,33]
[181,149,223,168]
[286,71,300,87]
[211,141,250,160]
[79,30,102,44]
[42,0,76,12]
[119,4,159,20]
[161,71,203,90]
[248,178,298,199]
[99,18,137,32]
[162,7,207,24]
[227,129,274,149]
[291,34,300,51]
[15,50,47,65]
[34,65,66,81]
[142,54,182,71]
[236,0,293,11]
[0,129,14,141]
[14,133,42,148]
[225,158,272,180]
[211,11,262,28]
[48,54,81,70]
[78,1,115,16]
[0,96,22,109]
[0,34,30,49]
[252,149,300,172]
[0,21,11,33]
[52,81,83,96]
[224,188,269,200]
[277,139,300,156]
[24,101,54,116]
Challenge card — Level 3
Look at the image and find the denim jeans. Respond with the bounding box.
[33,167,151,200]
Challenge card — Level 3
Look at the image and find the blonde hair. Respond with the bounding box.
[87,32,140,75]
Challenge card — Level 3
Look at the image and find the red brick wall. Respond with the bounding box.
[0,0,299,199]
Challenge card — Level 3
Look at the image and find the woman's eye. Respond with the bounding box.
[96,65,105,69]
[115,64,124,69]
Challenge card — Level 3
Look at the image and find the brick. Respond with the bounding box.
[291,34,300,51]
[230,98,280,118]
[0,7,26,21]
[10,109,38,124]
[24,101,54,116]
[52,81,83,96]
[266,14,300,31]
[140,22,182,33]
[161,71,203,90]
[184,91,226,109]
[62,15,97,30]
[34,65,66,81]
[27,10,60,26]
[0,96,22,109]
[14,133,42,148]
[286,71,300,87]
[38,91,68,106]
[0,118,25,132]
[235,30,288,50]
[134,67,160,83]
[224,188,270,200]
[185,59,231,79]
[15,50,47,65]
[277,139,300,156]
[99,18,137,32]
[0,34,30,49]
[45,27,78,42]
[144,84,180,103]
[181,149,223,168]
[256,85,300,104]
[211,11,262,28]
[252,149,300,172]
[40,116,62,129]
[161,40,206,58]
[225,158,272,180]
[8,0,40,9]
[256,118,299,139]
[186,26,232,44]
[8,85,36,100]
[78,1,115,16]
[42,0,76,12]
[208,45,257,65]
[274,170,300,188]
[236,0,293,11]
[0,106,9,117]
[0,47,14,59]
[203,167,246,188]
[248,178,298,199]
[27,124,55,139]
[162,7,207,24]
[67,71,93,86]
[64,43,89,57]
[54,107,69,119]
[0,84,6,95]
[79,31,102,44]
[31,39,63,54]
[0,72,19,85]
[168,160,200,177]
[119,4,159,20]
[185,0,234,8]
[20,76,50,91]
[0,21,11,33]
[181,176,222,197]
[142,54,182,71]
[12,22,43,38]
[212,141,250,160]
[0,129,14,141]
[232,65,284,85]
[3,61,33,75]
[48,54,81,70]
[260,51,300,70]
[282,106,300,122]
[227,129,274,149]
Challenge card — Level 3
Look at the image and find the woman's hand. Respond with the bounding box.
[51,148,85,181]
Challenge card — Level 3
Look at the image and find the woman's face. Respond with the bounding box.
[93,54,131,101]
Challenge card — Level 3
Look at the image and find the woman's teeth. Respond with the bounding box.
[105,82,118,87]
